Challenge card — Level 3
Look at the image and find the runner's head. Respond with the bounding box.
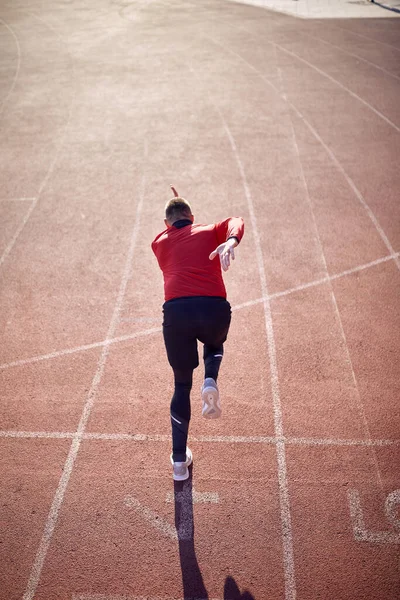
[164,197,194,227]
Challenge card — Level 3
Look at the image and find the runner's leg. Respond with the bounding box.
[170,368,193,462]
[203,344,224,381]
[163,299,199,462]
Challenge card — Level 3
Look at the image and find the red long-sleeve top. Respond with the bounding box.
[151,217,245,301]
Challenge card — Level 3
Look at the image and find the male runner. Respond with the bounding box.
[151,185,244,480]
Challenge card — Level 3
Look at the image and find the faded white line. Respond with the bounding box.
[0,197,36,202]
[0,430,75,439]
[0,10,76,271]
[277,55,382,488]
[1,429,400,447]
[275,42,400,134]
[304,32,400,82]
[22,165,147,600]
[1,253,397,372]
[0,18,21,117]
[125,495,178,541]
[270,253,400,300]
[73,595,219,600]
[334,24,400,54]
[0,327,162,370]
[0,198,38,267]
[205,30,400,272]
[165,489,219,503]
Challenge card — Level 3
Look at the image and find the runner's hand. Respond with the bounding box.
[209,238,237,272]
[170,184,179,197]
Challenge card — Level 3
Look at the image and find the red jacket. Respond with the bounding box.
[151,217,245,301]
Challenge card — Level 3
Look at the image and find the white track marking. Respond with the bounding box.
[222,116,297,600]
[166,489,219,503]
[0,197,36,202]
[348,489,400,543]
[276,55,382,488]
[333,24,400,53]
[187,61,296,598]
[385,490,400,530]
[203,32,400,272]
[0,327,162,370]
[0,198,37,267]
[73,595,219,600]
[22,167,147,600]
[125,495,178,541]
[270,253,400,300]
[0,18,21,116]
[1,253,397,371]
[274,42,400,134]
[0,430,75,439]
[303,32,400,82]
[127,484,218,545]
[0,12,75,269]
[286,436,400,447]
[1,428,400,447]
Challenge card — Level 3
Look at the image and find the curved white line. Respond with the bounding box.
[303,32,400,82]
[203,32,400,272]
[0,198,37,267]
[0,18,21,117]
[0,12,76,268]
[274,41,400,134]
[334,24,400,54]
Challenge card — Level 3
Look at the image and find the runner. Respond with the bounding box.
[151,185,245,480]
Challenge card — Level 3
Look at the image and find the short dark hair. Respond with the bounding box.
[165,197,193,224]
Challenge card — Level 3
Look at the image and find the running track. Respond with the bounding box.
[0,1,399,599]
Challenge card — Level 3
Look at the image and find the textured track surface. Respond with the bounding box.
[0,1,399,599]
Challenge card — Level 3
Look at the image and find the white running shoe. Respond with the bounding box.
[170,447,193,481]
[201,377,221,419]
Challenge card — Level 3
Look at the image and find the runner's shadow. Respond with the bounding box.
[173,471,255,600]
[174,468,208,599]
[224,575,255,600]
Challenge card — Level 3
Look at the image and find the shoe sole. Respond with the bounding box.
[202,386,221,419]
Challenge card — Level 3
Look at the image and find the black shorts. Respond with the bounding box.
[162,296,232,371]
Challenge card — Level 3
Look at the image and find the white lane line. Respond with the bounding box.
[165,490,219,503]
[1,429,399,447]
[73,595,219,600]
[0,430,75,439]
[333,24,400,54]
[0,197,37,202]
[303,32,400,82]
[204,31,400,272]
[270,253,400,300]
[274,42,400,134]
[0,198,37,267]
[0,326,162,370]
[330,290,384,490]
[0,18,21,117]
[1,251,397,372]
[0,11,75,270]
[285,436,400,447]
[189,65,296,598]
[277,57,382,488]
[22,166,147,600]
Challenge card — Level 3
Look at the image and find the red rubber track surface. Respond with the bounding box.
[0,1,399,599]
